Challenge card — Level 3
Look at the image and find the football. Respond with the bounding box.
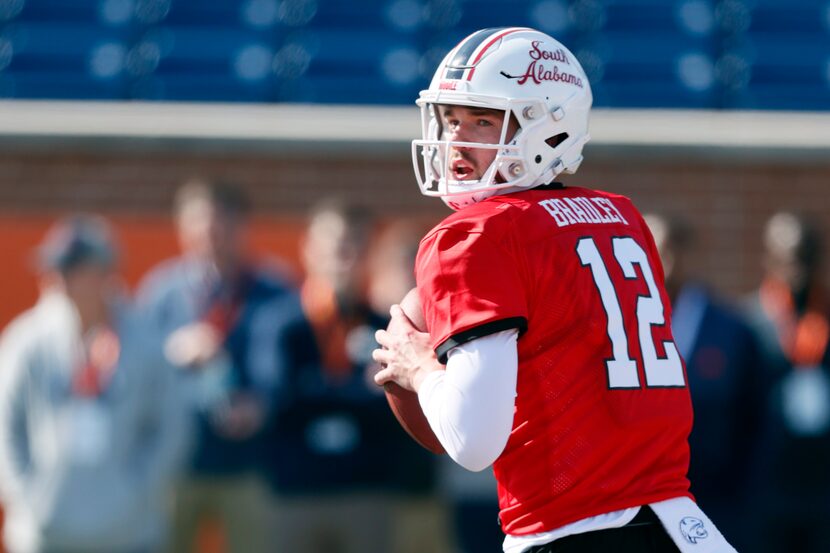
[383,287,446,455]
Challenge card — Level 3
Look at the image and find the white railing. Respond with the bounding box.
[0,101,827,160]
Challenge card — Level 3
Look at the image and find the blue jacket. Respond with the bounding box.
[269,299,437,496]
[136,257,317,478]
[673,285,764,550]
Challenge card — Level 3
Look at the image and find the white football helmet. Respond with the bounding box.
[412,27,593,210]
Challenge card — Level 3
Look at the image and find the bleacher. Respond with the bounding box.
[0,0,827,109]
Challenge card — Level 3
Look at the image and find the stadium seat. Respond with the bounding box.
[313,0,390,30]
[578,31,719,108]
[738,0,828,34]
[7,0,104,24]
[0,71,127,99]
[602,0,715,34]
[720,29,830,110]
[277,74,419,104]
[161,0,274,28]
[127,25,278,101]
[0,22,129,99]
[0,0,825,109]
[303,28,416,67]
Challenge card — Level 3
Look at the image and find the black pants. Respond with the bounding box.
[526,507,679,553]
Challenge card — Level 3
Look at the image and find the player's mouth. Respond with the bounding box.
[450,158,476,180]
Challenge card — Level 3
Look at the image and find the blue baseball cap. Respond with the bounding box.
[36,215,117,273]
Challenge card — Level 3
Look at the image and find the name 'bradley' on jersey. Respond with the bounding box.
[538,196,630,227]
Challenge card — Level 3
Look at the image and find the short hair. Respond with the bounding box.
[36,214,117,274]
[764,211,822,268]
[307,199,374,243]
[174,177,250,218]
[644,212,694,252]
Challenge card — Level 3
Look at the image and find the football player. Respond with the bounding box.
[373,27,737,553]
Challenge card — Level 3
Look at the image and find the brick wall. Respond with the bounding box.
[0,145,827,301]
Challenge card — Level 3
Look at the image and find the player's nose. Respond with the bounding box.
[449,129,474,151]
[446,121,473,144]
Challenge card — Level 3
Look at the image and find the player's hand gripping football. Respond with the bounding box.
[372,304,444,393]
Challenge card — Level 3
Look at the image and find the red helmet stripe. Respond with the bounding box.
[465,27,530,81]
[444,28,507,80]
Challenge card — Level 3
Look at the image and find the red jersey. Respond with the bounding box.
[415,185,693,536]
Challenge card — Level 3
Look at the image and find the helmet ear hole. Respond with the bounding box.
[546,133,569,149]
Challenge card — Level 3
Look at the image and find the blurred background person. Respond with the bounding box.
[437,454,501,553]
[269,201,449,553]
[0,3,826,552]
[365,221,423,319]
[366,220,452,553]
[645,213,762,551]
[136,178,316,553]
[0,215,187,553]
[743,211,830,553]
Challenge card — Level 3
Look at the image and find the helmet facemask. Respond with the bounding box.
[412,95,577,210]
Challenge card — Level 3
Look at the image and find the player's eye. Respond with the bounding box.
[477,118,494,127]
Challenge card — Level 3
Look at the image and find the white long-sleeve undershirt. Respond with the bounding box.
[417,329,519,472]
[416,329,643,552]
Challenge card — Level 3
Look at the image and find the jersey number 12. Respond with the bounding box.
[577,236,685,389]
